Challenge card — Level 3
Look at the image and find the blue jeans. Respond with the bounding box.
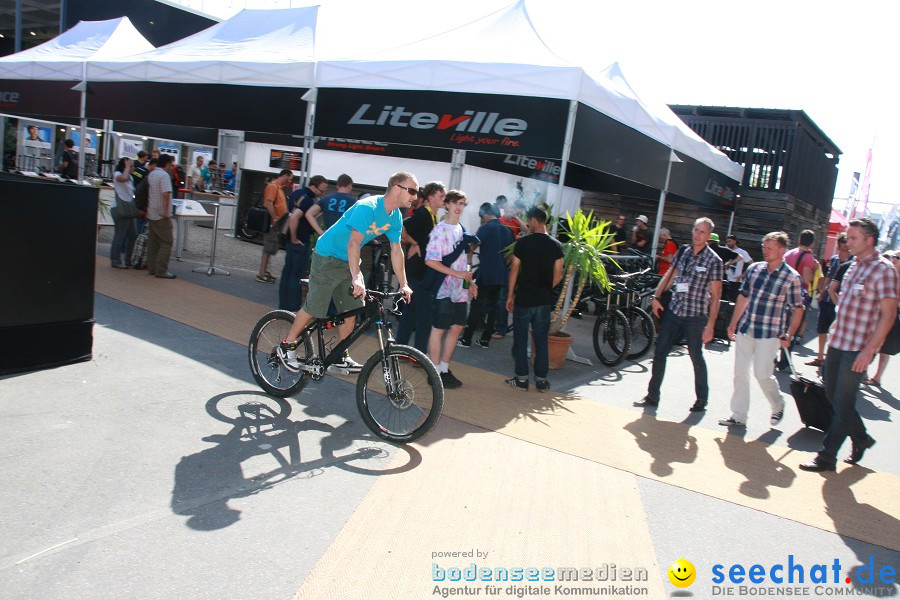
[818,348,867,465]
[110,206,137,266]
[512,305,551,379]
[395,277,434,354]
[278,241,310,311]
[647,311,708,403]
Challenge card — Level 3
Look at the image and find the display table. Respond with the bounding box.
[173,199,214,259]
[185,190,236,231]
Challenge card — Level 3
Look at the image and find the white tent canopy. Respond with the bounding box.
[0,17,153,81]
[315,0,742,182]
[82,2,741,183]
[87,7,317,87]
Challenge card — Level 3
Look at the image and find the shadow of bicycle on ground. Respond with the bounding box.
[170,390,421,531]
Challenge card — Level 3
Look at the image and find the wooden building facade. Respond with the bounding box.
[669,106,841,260]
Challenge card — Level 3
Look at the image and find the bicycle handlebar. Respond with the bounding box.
[610,267,652,280]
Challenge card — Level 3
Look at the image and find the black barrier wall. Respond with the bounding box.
[0,174,96,375]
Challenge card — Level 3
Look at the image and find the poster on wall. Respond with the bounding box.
[158,144,181,164]
[118,137,145,159]
[70,130,98,155]
[21,124,52,150]
[191,149,214,168]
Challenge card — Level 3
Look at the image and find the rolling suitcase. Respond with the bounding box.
[786,353,832,432]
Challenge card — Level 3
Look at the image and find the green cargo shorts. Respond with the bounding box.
[302,251,365,319]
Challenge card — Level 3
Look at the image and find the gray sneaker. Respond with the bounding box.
[770,410,784,426]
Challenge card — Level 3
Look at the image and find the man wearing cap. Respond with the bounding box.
[631,215,650,252]
[723,234,752,301]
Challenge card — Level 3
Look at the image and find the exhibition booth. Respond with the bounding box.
[0,3,744,373]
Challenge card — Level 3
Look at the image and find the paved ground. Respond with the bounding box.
[1,223,897,600]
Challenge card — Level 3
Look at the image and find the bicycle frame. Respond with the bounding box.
[297,289,403,376]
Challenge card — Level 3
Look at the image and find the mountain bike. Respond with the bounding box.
[592,269,657,366]
[248,287,444,443]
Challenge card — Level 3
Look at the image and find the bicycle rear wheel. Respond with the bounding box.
[248,310,312,397]
[625,307,655,359]
[593,309,631,366]
[356,344,443,443]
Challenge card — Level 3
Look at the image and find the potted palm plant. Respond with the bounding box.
[545,210,618,367]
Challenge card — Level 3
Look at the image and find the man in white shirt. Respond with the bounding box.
[724,235,752,301]
[188,155,204,191]
[146,154,177,279]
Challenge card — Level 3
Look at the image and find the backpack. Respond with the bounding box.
[135,177,150,213]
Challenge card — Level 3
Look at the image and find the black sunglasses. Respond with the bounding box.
[395,184,419,196]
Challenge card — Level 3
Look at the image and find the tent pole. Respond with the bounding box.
[649,149,676,265]
[300,88,317,187]
[77,63,87,182]
[551,99,578,237]
[556,100,591,366]
[449,149,465,190]
[726,207,735,238]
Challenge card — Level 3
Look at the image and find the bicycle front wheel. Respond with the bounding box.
[356,344,443,443]
[593,309,631,366]
[625,307,655,359]
[248,310,312,397]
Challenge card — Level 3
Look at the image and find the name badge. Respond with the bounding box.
[676,283,689,293]
[852,284,864,291]
[695,266,707,272]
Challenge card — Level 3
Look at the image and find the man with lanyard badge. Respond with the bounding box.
[635,217,724,412]
[800,218,899,471]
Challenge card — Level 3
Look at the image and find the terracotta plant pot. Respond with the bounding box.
[547,331,574,370]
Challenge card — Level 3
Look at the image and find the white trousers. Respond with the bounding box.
[729,333,785,423]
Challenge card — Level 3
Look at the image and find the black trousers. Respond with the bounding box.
[461,284,502,344]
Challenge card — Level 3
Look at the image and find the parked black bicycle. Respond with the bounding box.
[248,286,444,443]
[592,269,657,366]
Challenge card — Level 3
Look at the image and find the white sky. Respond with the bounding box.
[170,0,896,213]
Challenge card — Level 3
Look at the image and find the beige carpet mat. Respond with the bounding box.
[96,260,900,551]
[293,417,665,600]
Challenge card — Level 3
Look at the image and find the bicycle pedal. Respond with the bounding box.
[327,366,352,375]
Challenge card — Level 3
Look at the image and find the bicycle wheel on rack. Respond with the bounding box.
[248,310,313,397]
[356,344,443,443]
[625,306,655,359]
[593,309,631,366]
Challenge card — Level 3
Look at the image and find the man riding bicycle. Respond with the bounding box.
[277,172,417,372]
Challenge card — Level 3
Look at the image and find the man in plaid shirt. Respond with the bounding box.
[636,217,723,412]
[800,218,899,471]
[718,232,804,427]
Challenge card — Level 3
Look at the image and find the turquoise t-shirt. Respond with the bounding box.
[314,195,403,261]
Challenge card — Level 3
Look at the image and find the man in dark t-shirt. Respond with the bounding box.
[505,206,564,392]
[316,173,356,230]
[279,181,320,311]
[56,139,79,179]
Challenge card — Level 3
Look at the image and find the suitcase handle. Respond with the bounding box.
[781,346,799,381]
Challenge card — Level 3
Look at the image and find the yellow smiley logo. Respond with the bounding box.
[667,559,696,588]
